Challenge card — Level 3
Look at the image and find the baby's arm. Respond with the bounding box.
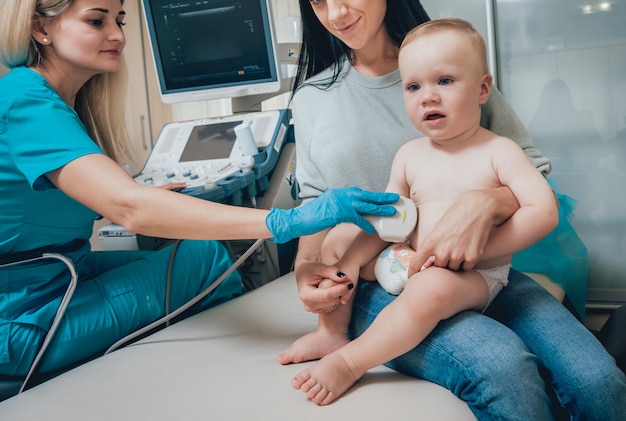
[480,137,559,260]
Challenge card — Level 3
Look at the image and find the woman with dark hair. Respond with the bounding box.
[278,1,626,419]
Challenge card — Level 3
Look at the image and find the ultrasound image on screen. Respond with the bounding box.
[147,0,275,91]
[179,121,243,162]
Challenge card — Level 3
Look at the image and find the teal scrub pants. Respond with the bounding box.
[0,240,242,377]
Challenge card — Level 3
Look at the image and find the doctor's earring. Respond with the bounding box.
[42,38,49,44]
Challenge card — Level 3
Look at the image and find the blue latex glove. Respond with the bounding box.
[265,187,400,244]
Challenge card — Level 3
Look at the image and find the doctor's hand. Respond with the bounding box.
[295,261,354,314]
[265,187,399,244]
[157,181,187,192]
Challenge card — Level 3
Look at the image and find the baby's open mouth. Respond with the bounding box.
[426,113,444,120]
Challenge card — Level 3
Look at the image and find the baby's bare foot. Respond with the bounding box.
[277,329,349,365]
[291,348,363,406]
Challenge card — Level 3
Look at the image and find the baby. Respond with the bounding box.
[287,18,558,406]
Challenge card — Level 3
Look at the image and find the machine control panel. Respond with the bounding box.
[133,109,290,203]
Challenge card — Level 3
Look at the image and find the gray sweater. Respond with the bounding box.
[293,58,551,203]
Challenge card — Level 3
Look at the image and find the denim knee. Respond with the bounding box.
[380,312,554,420]
[555,359,626,420]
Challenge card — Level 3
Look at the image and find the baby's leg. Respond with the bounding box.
[278,225,361,365]
[293,267,489,405]
[278,292,354,364]
[291,346,362,406]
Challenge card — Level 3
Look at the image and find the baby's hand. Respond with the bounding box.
[318,266,358,306]
[318,277,343,289]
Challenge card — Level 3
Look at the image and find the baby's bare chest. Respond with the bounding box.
[406,152,499,205]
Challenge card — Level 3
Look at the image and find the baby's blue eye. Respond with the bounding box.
[407,83,420,92]
[439,77,453,86]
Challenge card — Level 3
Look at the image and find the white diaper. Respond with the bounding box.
[476,264,510,311]
[374,243,414,295]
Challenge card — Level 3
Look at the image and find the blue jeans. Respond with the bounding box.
[348,269,626,420]
[0,240,242,377]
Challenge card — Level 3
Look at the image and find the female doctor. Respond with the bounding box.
[280,0,626,419]
[0,0,399,379]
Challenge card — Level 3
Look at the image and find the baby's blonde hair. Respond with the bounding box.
[0,0,131,164]
[401,18,489,75]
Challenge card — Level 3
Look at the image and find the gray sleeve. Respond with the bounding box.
[292,87,329,204]
[481,86,552,176]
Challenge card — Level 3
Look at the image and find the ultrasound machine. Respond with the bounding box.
[99,0,301,289]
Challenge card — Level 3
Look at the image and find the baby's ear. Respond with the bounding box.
[479,73,493,104]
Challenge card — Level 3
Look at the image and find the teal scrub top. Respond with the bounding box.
[0,67,103,255]
[0,67,106,364]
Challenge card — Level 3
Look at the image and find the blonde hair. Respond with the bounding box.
[401,17,489,75]
[0,0,131,164]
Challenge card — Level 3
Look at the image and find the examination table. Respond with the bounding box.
[0,271,476,420]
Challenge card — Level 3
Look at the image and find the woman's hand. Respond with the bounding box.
[294,260,354,314]
[408,187,519,276]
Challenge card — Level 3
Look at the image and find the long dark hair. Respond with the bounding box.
[291,0,431,96]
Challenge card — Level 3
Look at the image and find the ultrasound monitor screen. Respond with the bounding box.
[142,0,279,100]
[179,121,243,162]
